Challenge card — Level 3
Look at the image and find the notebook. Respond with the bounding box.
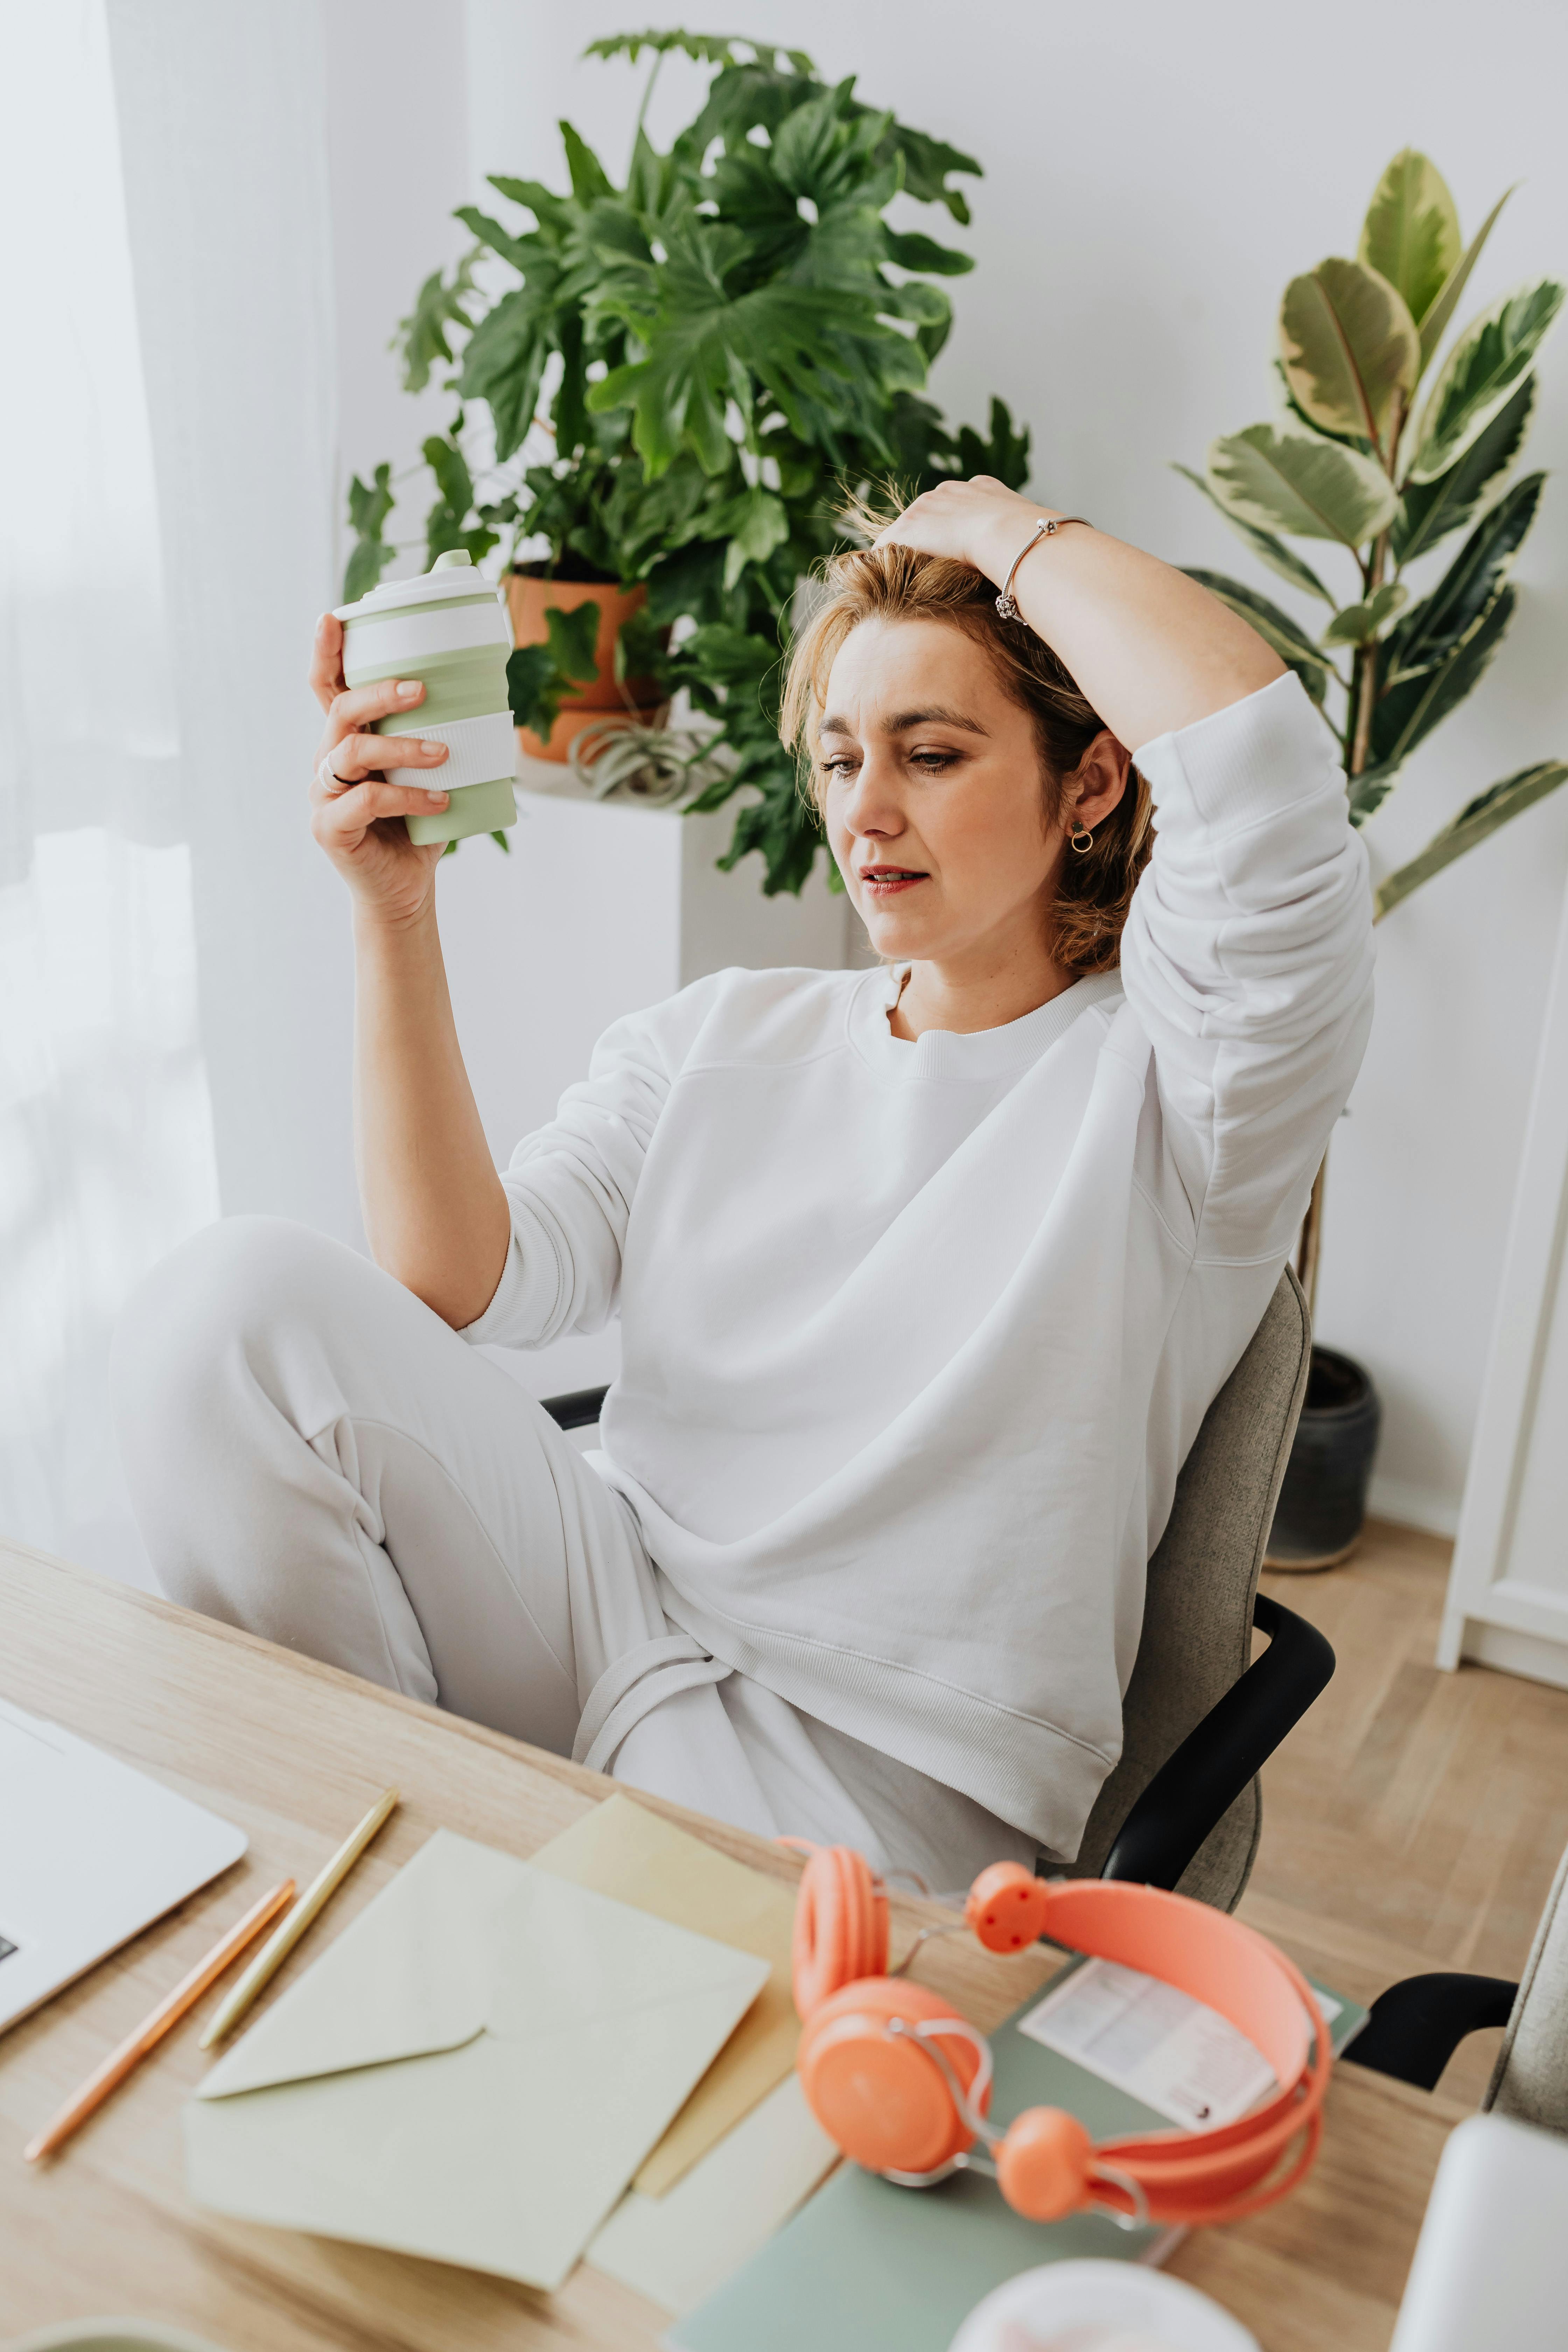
[667,1964,1366,2352]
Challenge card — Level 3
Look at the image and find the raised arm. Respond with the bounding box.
[876,477,1285,750]
[308,612,510,1328]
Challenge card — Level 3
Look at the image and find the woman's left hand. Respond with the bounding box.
[874,477,1057,588]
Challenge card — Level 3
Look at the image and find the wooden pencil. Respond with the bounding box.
[23,1876,296,2163]
[199,1786,399,2050]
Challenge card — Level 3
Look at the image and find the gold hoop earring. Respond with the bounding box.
[1069,825,1094,854]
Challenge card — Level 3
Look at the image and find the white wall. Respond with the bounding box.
[453,0,1568,1535]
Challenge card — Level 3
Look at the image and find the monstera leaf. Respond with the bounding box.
[1279,256,1419,453]
[1358,150,1460,329]
[1208,424,1399,545]
[1409,279,1565,482]
[590,219,921,475]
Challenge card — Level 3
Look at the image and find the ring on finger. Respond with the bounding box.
[317,750,353,796]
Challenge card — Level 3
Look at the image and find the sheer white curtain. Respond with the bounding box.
[1,0,354,1582]
[0,0,218,1580]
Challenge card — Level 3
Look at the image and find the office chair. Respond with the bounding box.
[1347,1840,1568,2129]
[541,1265,1332,1915]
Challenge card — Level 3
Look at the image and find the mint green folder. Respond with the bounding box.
[668,1970,1366,2352]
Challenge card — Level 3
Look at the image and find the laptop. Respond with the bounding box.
[0,1696,247,2034]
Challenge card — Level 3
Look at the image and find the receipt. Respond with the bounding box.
[1015,1958,1336,2129]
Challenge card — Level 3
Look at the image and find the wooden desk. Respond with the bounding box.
[0,1541,1459,2352]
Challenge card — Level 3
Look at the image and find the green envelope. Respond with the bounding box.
[668,1968,1367,2352]
[184,1829,769,2291]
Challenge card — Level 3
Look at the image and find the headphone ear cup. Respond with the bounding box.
[797,1977,982,2177]
[793,1846,890,2017]
[995,2106,1093,2222]
[965,1862,1054,1953]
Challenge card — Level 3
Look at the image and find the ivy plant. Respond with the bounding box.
[1180,149,1564,925]
[344,30,1029,892]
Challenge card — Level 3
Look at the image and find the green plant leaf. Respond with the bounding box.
[1358,151,1460,329]
[505,643,561,736]
[558,120,613,205]
[1207,425,1398,546]
[542,601,601,684]
[1409,279,1565,482]
[1367,582,1516,777]
[704,483,792,590]
[883,227,972,277]
[1374,761,1568,919]
[396,257,478,394]
[1415,185,1515,368]
[342,464,396,602]
[1385,472,1542,682]
[1321,581,1408,648]
[1392,372,1535,565]
[1171,463,1335,603]
[458,285,554,461]
[1182,570,1333,702]
[1279,256,1419,451]
[590,222,921,476]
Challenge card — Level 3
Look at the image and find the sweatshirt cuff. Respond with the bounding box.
[1134,671,1339,836]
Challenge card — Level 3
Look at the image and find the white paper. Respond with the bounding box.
[1017,1959,1279,2130]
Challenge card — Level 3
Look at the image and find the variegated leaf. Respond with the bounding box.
[1416,186,1515,369]
[1375,761,1568,919]
[1358,151,1460,329]
[1409,279,1565,483]
[1172,463,1335,603]
[1321,581,1408,648]
[1208,424,1398,546]
[1280,257,1419,450]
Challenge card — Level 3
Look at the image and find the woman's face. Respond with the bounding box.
[819,616,1081,974]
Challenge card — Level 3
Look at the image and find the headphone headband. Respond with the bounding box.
[789,1846,1329,2230]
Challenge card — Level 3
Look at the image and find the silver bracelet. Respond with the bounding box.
[995,516,1091,620]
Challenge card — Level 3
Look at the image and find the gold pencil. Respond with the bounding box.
[199,1787,399,2050]
[23,1876,296,2162]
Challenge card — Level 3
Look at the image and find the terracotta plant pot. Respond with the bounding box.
[506,573,665,763]
[1265,1345,1382,1570]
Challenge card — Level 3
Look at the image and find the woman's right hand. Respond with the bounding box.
[308,611,453,926]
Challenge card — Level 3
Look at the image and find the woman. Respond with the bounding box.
[115,479,1373,1895]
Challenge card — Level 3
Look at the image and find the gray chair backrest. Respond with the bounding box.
[1487,1840,1568,2132]
[1073,1266,1311,1912]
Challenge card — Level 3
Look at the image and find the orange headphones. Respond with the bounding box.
[788,1847,1330,2230]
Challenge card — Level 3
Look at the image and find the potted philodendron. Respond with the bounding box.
[344,30,1030,880]
[1180,149,1565,1566]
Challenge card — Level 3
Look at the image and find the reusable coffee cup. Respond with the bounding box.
[334,549,517,848]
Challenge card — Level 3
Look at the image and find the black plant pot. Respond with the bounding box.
[1265,1345,1382,1570]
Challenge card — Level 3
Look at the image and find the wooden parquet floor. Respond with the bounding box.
[1239,1517,1568,2107]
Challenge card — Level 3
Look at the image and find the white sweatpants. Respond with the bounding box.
[111,1219,1032,1893]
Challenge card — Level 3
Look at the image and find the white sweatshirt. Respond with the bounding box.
[466,674,1374,1858]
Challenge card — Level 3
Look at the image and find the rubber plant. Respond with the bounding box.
[343,30,1030,893]
[1179,150,1565,1309]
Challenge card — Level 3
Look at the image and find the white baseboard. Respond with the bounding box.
[1463,1619,1568,1693]
[1366,1473,1460,1541]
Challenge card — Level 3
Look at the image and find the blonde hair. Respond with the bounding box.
[781,539,1153,974]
